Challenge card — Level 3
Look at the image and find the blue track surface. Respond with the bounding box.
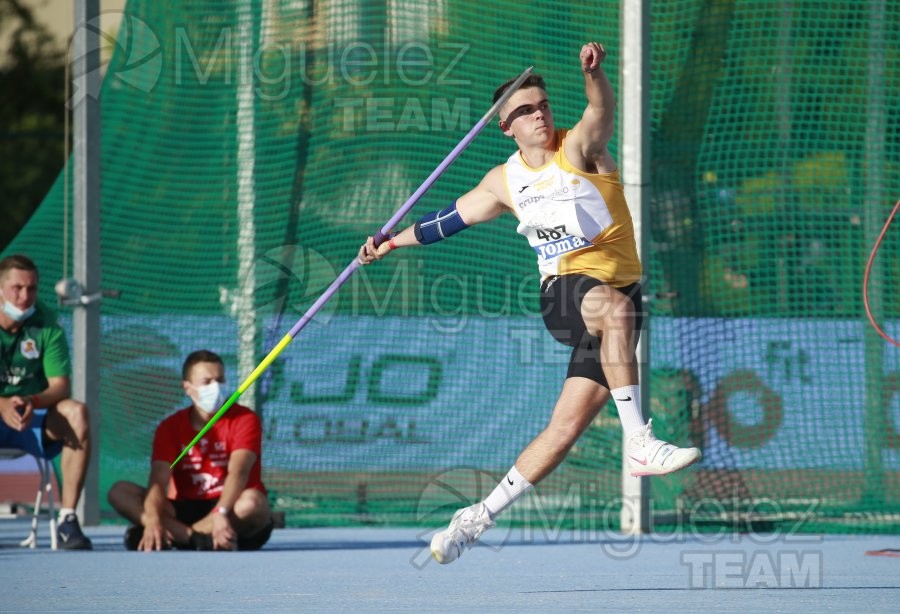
[1,520,898,612]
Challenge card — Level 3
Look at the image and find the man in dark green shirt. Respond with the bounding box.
[0,254,92,549]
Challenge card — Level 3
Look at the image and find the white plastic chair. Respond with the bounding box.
[0,449,57,550]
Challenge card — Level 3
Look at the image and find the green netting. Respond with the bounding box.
[3,0,899,534]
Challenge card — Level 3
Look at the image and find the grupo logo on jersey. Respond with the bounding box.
[518,194,545,209]
[67,11,162,109]
[545,185,574,201]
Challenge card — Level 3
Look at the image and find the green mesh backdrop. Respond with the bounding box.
[3,0,899,533]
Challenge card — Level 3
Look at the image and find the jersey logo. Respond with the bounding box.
[190,471,220,495]
[534,235,589,261]
[20,338,40,360]
[518,185,530,193]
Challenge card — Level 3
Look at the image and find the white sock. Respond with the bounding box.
[482,465,533,519]
[611,385,645,436]
[58,507,76,522]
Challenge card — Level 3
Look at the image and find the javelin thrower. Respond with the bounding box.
[358,42,702,565]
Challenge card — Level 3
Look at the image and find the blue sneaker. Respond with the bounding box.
[57,513,93,550]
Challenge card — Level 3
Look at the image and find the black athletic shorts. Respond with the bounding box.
[539,273,643,388]
[172,498,274,551]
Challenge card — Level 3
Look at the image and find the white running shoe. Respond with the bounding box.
[430,503,495,565]
[626,419,702,477]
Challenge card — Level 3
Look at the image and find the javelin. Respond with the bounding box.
[172,65,534,467]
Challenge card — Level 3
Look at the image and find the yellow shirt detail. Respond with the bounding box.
[503,129,642,287]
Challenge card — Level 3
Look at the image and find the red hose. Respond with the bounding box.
[863,199,900,347]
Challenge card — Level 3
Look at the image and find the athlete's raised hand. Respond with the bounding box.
[580,42,606,73]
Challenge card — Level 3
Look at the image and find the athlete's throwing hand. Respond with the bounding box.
[357,235,393,265]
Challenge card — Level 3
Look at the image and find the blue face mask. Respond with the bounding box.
[2,300,35,323]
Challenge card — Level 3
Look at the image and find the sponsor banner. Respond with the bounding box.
[653,317,900,471]
[85,314,568,471]
[60,314,900,471]
[256,316,567,470]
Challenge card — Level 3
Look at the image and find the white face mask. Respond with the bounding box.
[2,300,35,323]
[194,381,225,413]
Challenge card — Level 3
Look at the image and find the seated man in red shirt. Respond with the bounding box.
[108,350,273,551]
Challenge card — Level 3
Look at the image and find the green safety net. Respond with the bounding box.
[3,0,898,534]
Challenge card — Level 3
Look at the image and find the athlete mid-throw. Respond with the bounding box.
[358,42,701,565]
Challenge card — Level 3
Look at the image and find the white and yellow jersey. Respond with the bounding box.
[503,129,642,287]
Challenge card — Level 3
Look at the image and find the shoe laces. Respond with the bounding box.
[452,504,495,546]
[630,419,657,447]
[630,419,676,460]
[59,514,82,532]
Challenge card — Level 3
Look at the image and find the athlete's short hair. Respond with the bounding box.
[493,74,547,104]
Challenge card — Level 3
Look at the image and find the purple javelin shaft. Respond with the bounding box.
[169,66,535,467]
[286,65,533,339]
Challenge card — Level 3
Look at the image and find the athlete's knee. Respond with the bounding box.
[234,488,269,517]
[545,417,589,450]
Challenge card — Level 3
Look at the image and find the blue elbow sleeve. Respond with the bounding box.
[414,201,470,245]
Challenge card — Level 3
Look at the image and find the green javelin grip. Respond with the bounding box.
[170,65,536,468]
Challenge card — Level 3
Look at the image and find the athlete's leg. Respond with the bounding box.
[578,282,701,477]
[578,283,639,390]
[514,376,609,484]
[431,378,609,564]
[433,276,687,565]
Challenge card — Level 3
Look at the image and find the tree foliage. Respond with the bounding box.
[0,0,67,252]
